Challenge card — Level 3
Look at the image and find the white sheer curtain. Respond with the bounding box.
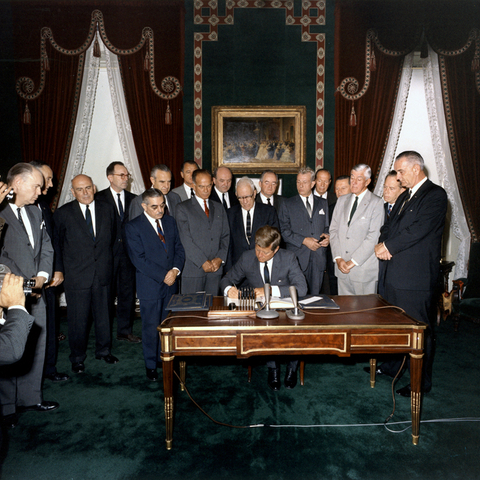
[58,39,144,206]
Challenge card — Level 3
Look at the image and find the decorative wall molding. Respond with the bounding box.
[192,0,327,168]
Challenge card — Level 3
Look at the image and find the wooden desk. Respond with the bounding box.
[159,295,426,449]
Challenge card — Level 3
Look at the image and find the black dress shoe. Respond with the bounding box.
[72,362,85,373]
[95,354,119,364]
[146,368,158,381]
[284,368,298,389]
[396,384,432,397]
[117,333,142,343]
[1,413,19,429]
[18,401,59,413]
[45,372,70,382]
[268,368,281,391]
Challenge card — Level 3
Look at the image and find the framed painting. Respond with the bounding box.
[212,106,306,174]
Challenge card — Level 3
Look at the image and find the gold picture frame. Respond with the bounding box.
[212,105,306,174]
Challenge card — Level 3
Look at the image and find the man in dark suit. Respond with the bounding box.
[375,151,447,397]
[209,166,239,210]
[0,163,57,427]
[96,162,140,344]
[255,170,284,213]
[176,170,230,296]
[54,174,118,374]
[129,164,181,220]
[125,188,185,381]
[226,176,279,271]
[171,161,199,201]
[220,226,307,390]
[30,161,69,382]
[278,167,330,295]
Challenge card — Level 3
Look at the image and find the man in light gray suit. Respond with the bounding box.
[278,167,330,295]
[129,164,181,220]
[175,169,230,295]
[329,164,384,295]
[170,161,199,202]
[0,163,57,429]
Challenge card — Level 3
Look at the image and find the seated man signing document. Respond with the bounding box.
[220,225,307,391]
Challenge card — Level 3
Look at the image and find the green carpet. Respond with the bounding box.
[1,315,479,480]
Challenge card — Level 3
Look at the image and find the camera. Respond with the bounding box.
[0,264,37,295]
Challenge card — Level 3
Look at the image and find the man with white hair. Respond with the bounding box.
[329,164,384,295]
[226,176,279,271]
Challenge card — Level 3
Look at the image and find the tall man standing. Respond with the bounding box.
[171,161,199,201]
[209,166,239,210]
[176,170,230,295]
[329,164,384,295]
[96,162,140,343]
[375,151,447,397]
[0,163,57,428]
[54,174,118,374]
[125,189,185,381]
[278,167,329,295]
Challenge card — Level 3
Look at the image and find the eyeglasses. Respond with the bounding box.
[237,194,254,201]
[113,174,131,179]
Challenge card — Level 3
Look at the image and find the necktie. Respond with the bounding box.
[398,190,411,214]
[17,207,28,235]
[267,197,272,206]
[204,199,209,218]
[156,219,166,250]
[85,204,95,240]
[117,193,124,221]
[190,187,195,198]
[387,203,393,218]
[264,262,270,285]
[164,201,170,216]
[222,193,228,209]
[246,210,252,244]
[305,198,312,218]
[348,196,358,226]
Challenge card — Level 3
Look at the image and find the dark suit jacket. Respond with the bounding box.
[124,213,185,301]
[175,197,230,277]
[379,179,447,292]
[0,308,34,365]
[220,249,307,298]
[96,188,136,257]
[209,188,239,209]
[226,203,279,270]
[278,195,329,271]
[53,199,116,290]
[255,194,285,213]
[129,191,181,220]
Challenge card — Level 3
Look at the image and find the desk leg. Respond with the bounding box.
[369,358,377,388]
[410,352,423,445]
[179,360,186,391]
[162,355,174,450]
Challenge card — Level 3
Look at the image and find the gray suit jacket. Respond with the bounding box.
[171,184,190,202]
[175,197,230,277]
[329,190,384,283]
[0,308,34,365]
[220,248,307,298]
[129,191,181,220]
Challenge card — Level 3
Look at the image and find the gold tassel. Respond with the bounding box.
[43,54,50,71]
[93,33,101,58]
[165,101,172,125]
[349,102,357,127]
[144,51,150,71]
[472,54,479,72]
[370,49,376,72]
[23,103,31,125]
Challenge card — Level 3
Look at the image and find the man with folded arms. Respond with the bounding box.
[220,226,307,390]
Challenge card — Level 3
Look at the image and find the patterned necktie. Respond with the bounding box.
[264,262,270,284]
[85,204,95,240]
[387,203,393,218]
[204,199,209,218]
[246,210,252,244]
[117,193,124,221]
[222,193,228,209]
[156,219,166,250]
[348,196,358,226]
[305,197,312,218]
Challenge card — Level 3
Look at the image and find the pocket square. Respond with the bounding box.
[318,209,325,215]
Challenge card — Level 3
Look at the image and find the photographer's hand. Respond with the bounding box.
[0,273,25,308]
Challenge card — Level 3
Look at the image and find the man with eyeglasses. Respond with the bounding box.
[175,170,230,295]
[255,170,284,213]
[96,162,140,344]
[225,176,279,272]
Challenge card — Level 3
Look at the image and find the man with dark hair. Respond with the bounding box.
[209,166,239,209]
[176,169,230,295]
[375,150,448,397]
[125,188,185,381]
[54,174,118,374]
[255,170,284,212]
[314,168,336,205]
[0,163,57,428]
[171,161,199,201]
[334,175,351,198]
[220,226,307,390]
[96,162,140,344]
[129,164,181,219]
